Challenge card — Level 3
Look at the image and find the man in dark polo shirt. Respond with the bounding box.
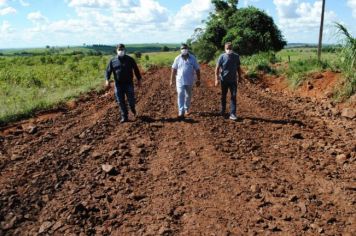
[215,42,242,121]
[105,44,142,123]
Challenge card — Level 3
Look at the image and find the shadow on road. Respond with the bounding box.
[191,111,305,126]
[241,116,305,126]
[139,115,199,124]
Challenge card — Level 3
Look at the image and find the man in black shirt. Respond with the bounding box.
[105,44,142,123]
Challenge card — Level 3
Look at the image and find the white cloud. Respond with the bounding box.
[172,0,213,29]
[273,0,299,18]
[0,0,217,47]
[19,0,30,7]
[347,0,356,18]
[0,6,16,16]
[27,11,48,23]
[66,0,136,9]
[0,21,11,33]
[0,0,6,6]
[243,0,260,7]
[0,20,14,42]
[273,0,338,42]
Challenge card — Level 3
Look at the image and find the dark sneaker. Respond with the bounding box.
[132,110,138,120]
[229,114,237,121]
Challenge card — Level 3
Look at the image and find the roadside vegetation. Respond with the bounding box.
[333,23,356,100]
[188,0,286,62]
[0,54,109,125]
[0,45,179,125]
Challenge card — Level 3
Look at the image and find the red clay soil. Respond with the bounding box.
[262,71,341,99]
[0,66,355,235]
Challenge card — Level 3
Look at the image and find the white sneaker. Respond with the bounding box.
[229,114,237,120]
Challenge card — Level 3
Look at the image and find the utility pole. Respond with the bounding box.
[317,0,326,62]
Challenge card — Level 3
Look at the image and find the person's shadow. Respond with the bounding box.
[196,111,305,126]
[139,115,199,124]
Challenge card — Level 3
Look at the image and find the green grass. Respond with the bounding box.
[276,47,339,64]
[332,23,356,101]
[241,52,278,76]
[281,59,331,88]
[0,54,110,125]
[136,51,178,70]
[0,44,181,56]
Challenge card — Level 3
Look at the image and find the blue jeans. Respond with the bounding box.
[221,80,237,115]
[177,85,193,115]
[114,82,135,119]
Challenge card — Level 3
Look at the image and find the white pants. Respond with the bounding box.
[177,85,193,115]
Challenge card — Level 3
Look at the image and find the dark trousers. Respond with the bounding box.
[114,82,136,119]
[221,80,237,115]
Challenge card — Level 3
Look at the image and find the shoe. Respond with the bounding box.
[120,117,128,123]
[229,114,237,121]
[185,110,190,116]
[132,109,137,117]
[178,113,184,119]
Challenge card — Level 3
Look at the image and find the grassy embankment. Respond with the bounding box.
[0,54,109,125]
[242,47,355,101]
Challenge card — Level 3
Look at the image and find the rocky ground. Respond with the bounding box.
[0,65,355,235]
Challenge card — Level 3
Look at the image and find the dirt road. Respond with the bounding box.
[0,66,355,235]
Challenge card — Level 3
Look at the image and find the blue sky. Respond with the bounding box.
[0,0,355,49]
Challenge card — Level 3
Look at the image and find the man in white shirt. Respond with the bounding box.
[170,44,201,119]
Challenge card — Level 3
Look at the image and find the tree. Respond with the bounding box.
[189,1,286,61]
[161,46,169,52]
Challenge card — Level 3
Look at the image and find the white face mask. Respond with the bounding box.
[117,50,125,57]
[225,49,233,54]
[181,49,188,55]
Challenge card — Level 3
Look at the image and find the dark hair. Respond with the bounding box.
[117,44,125,50]
[180,43,188,49]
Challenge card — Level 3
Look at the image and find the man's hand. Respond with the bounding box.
[105,80,110,90]
[214,78,219,87]
[196,80,201,87]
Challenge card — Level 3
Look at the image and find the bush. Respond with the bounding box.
[161,46,169,52]
[190,2,286,61]
[134,51,142,59]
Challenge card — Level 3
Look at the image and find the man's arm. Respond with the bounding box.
[170,68,177,87]
[105,60,113,88]
[215,65,220,86]
[132,58,142,87]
